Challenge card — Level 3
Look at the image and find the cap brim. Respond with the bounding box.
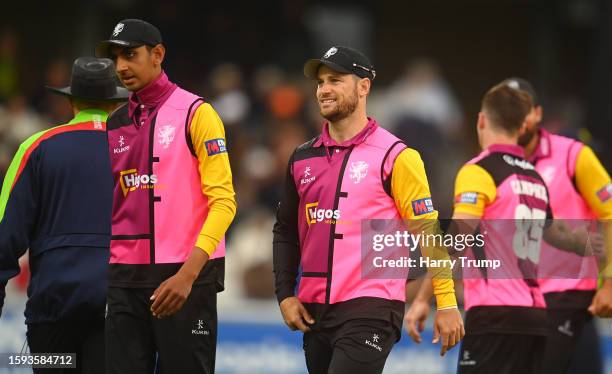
[45,85,130,101]
[303,59,353,79]
[95,40,143,58]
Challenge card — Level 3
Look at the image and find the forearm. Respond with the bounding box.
[543,220,584,255]
[273,154,301,303]
[273,241,299,303]
[408,219,457,308]
[0,226,31,305]
[414,276,434,302]
[412,275,457,311]
[424,213,481,309]
[196,197,237,256]
[433,285,458,309]
[177,247,210,282]
[272,204,300,303]
[0,247,26,317]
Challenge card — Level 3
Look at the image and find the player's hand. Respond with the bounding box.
[589,280,612,317]
[433,308,465,356]
[279,296,315,332]
[150,272,194,318]
[404,299,430,343]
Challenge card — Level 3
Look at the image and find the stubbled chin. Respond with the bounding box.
[320,109,334,118]
[319,104,337,113]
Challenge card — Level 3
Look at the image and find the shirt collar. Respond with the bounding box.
[528,128,551,163]
[128,70,177,118]
[313,117,378,148]
[486,143,525,158]
[68,109,108,125]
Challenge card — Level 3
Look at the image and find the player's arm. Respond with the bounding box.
[191,104,237,255]
[273,154,300,303]
[392,148,463,356]
[443,164,493,252]
[542,219,595,256]
[574,146,612,266]
[0,139,41,317]
[447,163,496,243]
[435,164,495,296]
[273,152,314,332]
[151,103,237,318]
[572,146,612,316]
[405,163,492,345]
[392,149,457,309]
[408,162,494,289]
[574,146,612,220]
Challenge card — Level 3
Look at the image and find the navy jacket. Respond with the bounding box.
[0,109,113,323]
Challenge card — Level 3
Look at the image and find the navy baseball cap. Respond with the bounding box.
[96,19,162,58]
[503,77,539,106]
[304,46,376,81]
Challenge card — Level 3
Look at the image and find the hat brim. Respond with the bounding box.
[45,85,130,102]
[95,39,144,58]
[303,59,353,79]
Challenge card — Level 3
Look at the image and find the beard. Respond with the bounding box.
[319,87,359,123]
[518,127,537,146]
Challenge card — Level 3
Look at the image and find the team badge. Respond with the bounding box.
[349,161,368,184]
[113,23,124,37]
[324,47,338,59]
[157,125,176,149]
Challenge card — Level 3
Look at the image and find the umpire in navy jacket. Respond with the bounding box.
[0,57,128,373]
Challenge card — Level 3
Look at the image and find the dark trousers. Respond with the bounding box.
[543,308,602,374]
[26,319,105,374]
[457,333,546,374]
[105,284,218,374]
[567,316,602,374]
[303,319,398,374]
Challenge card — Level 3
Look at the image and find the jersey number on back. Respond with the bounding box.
[513,204,546,264]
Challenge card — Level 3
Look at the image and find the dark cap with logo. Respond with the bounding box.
[96,19,162,58]
[46,57,129,101]
[502,77,539,106]
[304,46,376,81]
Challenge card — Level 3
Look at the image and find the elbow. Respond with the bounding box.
[210,195,237,222]
[227,195,237,220]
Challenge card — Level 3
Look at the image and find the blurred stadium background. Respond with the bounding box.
[2,0,612,372]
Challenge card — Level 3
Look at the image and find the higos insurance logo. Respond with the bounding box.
[119,169,159,197]
[305,202,340,225]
